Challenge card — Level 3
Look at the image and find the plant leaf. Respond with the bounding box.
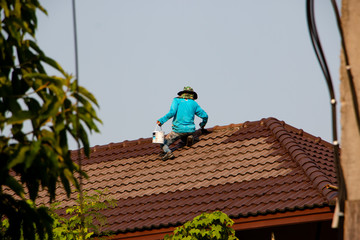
[5,175,25,198]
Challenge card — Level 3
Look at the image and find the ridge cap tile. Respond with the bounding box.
[264,118,337,203]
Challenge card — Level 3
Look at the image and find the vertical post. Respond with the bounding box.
[340,0,360,239]
[72,0,85,239]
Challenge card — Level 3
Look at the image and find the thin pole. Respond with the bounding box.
[71,0,85,239]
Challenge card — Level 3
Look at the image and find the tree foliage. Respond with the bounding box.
[1,190,117,239]
[51,190,117,239]
[50,190,117,240]
[0,0,101,239]
[164,211,239,240]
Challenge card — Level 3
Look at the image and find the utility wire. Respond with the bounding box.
[306,1,346,239]
[71,0,85,239]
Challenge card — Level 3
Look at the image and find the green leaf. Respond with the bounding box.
[85,232,94,239]
[23,72,65,87]
[8,145,30,168]
[7,110,35,125]
[0,0,10,17]
[8,98,22,113]
[78,124,90,157]
[79,110,100,133]
[38,96,62,124]
[28,39,45,55]
[25,141,41,169]
[4,175,25,198]
[60,169,75,197]
[11,11,34,36]
[42,56,66,76]
[13,0,21,18]
[211,225,223,239]
[24,97,41,114]
[78,86,99,107]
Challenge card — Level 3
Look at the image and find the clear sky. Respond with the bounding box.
[36,0,342,149]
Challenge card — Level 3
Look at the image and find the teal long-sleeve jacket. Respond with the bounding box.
[158,97,208,133]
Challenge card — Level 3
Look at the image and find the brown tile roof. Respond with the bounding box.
[37,117,338,234]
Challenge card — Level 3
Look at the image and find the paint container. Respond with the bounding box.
[152,125,164,144]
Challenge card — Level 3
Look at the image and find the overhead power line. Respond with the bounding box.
[305,1,347,239]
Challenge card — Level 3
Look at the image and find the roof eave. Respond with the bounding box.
[108,207,334,240]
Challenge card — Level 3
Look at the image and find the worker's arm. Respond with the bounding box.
[157,98,179,126]
[195,105,208,129]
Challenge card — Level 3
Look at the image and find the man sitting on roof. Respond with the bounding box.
[157,86,208,160]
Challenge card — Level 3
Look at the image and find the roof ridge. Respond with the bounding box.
[73,118,332,156]
[209,123,243,131]
[264,117,337,204]
[72,122,244,158]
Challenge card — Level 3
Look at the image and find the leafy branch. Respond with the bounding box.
[0,1,102,239]
[164,211,239,240]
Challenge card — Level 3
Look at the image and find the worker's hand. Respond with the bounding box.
[157,120,162,126]
[199,122,206,129]
[201,127,209,134]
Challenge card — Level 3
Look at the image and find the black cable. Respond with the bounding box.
[330,0,360,134]
[72,0,85,239]
[307,0,335,99]
[306,1,346,239]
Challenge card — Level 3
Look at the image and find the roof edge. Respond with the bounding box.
[264,118,337,204]
[232,206,334,231]
[107,207,334,239]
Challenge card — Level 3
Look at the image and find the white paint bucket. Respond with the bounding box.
[152,125,164,144]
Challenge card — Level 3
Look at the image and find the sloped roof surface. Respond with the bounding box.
[36,117,338,233]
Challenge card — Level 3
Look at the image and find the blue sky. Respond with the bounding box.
[37,0,342,149]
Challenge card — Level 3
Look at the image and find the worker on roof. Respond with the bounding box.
[157,86,208,160]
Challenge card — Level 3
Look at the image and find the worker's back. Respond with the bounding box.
[159,97,208,133]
